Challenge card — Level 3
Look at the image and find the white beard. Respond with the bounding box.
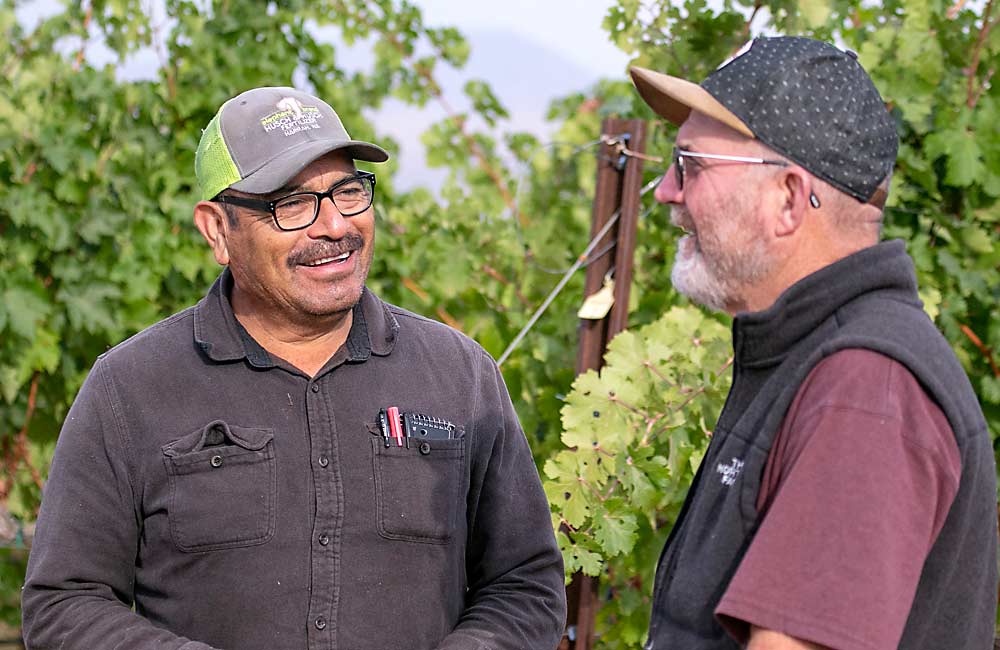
[670,205,774,313]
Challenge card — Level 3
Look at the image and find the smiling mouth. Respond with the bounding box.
[301,251,352,267]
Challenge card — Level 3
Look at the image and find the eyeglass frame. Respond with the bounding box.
[212,170,377,232]
[672,148,822,208]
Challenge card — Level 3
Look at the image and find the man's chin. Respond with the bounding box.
[671,258,729,313]
[298,282,366,320]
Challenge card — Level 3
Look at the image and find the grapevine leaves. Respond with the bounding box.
[545,307,731,576]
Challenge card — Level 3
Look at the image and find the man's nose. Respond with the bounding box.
[654,166,683,204]
[305,197,350,239]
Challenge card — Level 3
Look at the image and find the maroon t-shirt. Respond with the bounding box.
[715,348,961,650]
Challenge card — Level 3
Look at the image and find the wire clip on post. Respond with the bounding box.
[600,133,665,166]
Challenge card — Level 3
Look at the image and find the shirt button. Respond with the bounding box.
[318,455,329,468]
[419,442,431,455]
[318,533,330,546]
[315,617,327,630]
[311,384,320,393]
[210,455,223,468]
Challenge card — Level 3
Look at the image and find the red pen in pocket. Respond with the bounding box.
[386,406,404,447]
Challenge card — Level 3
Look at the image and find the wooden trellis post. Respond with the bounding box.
[562,117,648,650]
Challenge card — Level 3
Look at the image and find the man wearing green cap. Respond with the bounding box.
[21,87,566,650]
[630,37,997,650]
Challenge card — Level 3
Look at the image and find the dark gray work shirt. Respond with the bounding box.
[22,270,566,650]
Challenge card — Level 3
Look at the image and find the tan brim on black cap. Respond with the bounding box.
[629,66,754,139]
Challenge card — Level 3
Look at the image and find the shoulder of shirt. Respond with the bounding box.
[791,348,960,481]
[798,348,930,421]
[95,305,198,365]
[378,299,492,361]
[795,350,956,452]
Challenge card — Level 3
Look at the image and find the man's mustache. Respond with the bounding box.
[286,232,365,268]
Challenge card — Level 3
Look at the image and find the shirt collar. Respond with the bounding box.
[193,269,398,365]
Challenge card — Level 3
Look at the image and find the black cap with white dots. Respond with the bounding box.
[631,36,898,206]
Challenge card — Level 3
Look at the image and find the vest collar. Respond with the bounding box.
[732,240,919,369]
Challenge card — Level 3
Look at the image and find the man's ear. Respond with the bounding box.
[774,167,812,238]
[193,201,231,266]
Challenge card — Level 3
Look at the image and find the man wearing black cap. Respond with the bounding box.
[21,87,566,650]
[630,37,997,650]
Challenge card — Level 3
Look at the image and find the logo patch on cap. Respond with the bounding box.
[260,98,323,137]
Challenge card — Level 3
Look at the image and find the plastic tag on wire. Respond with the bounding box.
[577,272,615,320]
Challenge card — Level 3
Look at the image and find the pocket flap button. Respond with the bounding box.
[419,442,431,455]
[210,455,223,468]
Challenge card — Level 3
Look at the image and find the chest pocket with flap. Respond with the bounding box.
[162,420,276,552]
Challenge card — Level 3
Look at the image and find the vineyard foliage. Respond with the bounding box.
[1,0,998,646]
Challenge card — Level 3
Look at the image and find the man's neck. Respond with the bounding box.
[231,293,355,378]
[733,235,877,315]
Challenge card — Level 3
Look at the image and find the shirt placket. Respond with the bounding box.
[306,374,342,650]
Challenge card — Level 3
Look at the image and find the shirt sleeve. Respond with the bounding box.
[715,349,961,650]
[21,358,219,650]
[434,351,567,650]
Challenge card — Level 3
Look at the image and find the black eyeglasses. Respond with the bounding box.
[214,171,376,231]
[672,148,789,190]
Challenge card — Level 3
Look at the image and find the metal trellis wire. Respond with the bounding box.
[496,173,663,367]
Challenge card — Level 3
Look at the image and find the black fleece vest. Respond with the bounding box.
[644,241,997,650]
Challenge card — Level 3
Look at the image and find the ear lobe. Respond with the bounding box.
[193,201,231,266]
[774,168,811,238]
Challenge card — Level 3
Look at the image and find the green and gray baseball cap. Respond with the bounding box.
[195,86,389,201]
